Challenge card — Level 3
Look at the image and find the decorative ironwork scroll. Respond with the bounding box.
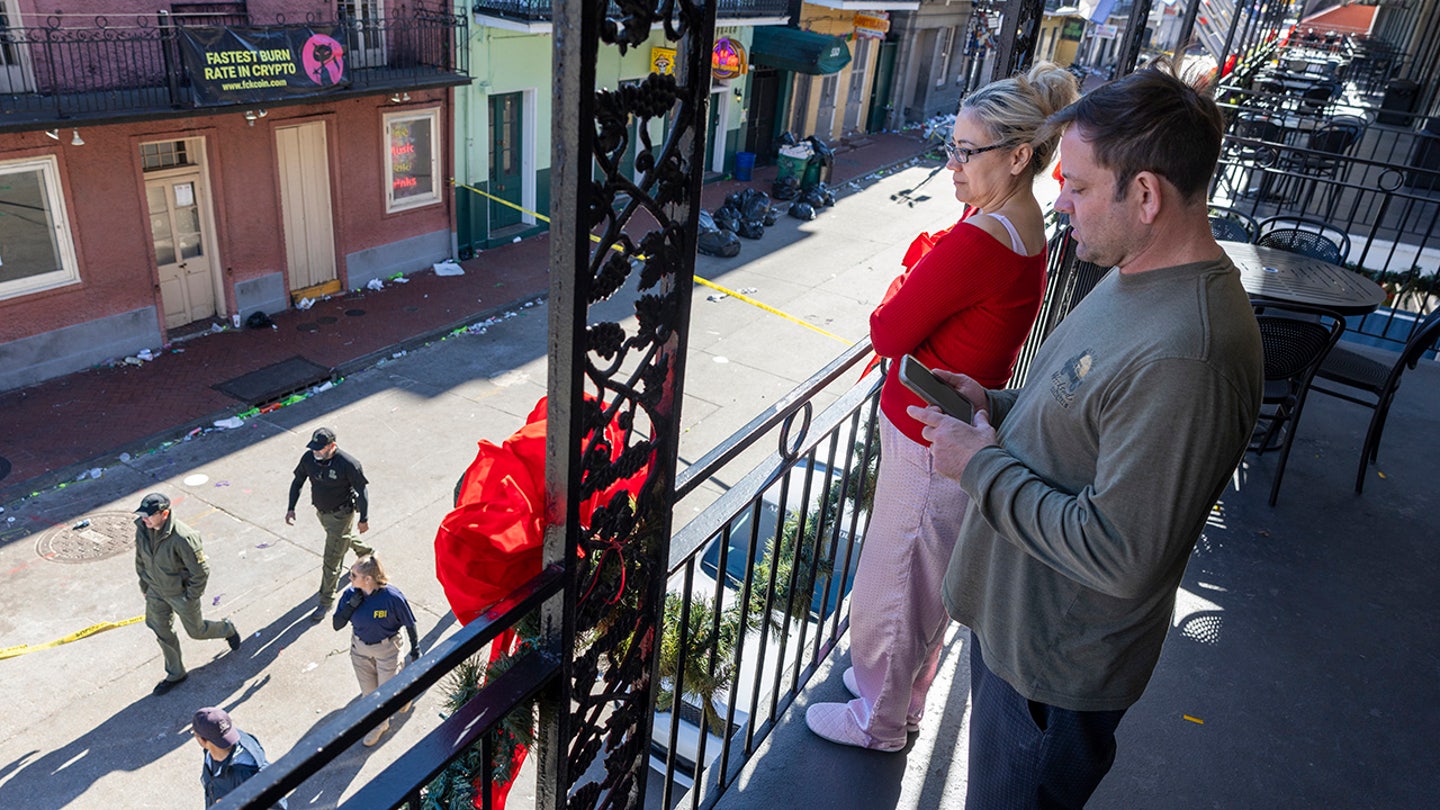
[538,1,716,808]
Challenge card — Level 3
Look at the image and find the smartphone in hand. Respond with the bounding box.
[899,355,975,422]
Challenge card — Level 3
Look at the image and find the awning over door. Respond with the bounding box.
[750,27,852,75]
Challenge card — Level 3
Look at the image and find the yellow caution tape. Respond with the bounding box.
[452,180,852,345]
[1182,714,1205,725]
[0,615,144,660]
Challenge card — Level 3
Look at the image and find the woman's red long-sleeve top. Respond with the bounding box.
[870,215,1048,446]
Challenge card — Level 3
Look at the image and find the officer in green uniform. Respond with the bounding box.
[134,493,241,695]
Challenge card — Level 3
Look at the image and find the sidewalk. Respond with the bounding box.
[0,132,930,506]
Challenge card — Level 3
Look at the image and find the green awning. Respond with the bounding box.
[750,27,852,75]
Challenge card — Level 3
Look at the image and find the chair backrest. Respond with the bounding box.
[1257,228,1345,264]
[1208,205,1260,242]
[1255,304,1346,384]
[1307,122,1361,155]
[1257,215,1351,263]
[1394,307,1440,376]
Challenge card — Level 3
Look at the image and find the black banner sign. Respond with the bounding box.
[180,25,350,106]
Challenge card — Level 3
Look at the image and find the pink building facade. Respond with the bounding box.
[0,1,467,391]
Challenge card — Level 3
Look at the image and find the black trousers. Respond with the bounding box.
[966,634,1127,809]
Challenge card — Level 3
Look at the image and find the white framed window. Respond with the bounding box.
[383,107,441,213]
[0,155,80,300]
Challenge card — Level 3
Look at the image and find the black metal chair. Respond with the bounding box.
[1311,308,1440,492]
[1256,215,1351,264]
[1208,205,1260,242]
[1251,302,1346,506]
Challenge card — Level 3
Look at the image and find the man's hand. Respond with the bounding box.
[907,405,997,482]
[357,521,369,534]
[930,368,988,413]
[284,510,296,526]
[408,648,421,663]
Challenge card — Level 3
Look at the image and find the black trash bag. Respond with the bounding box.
[777,131,798,148]
[713,206,742,233]
[698,229,742,257]
[762,206,779,227]
[740,188,772,221]
[802,187,827,209]
[245,311,275,329]
[811,182,837,207]
[698,209,719,232]
[724,190,748,210]
[788,201,817,220]
[737,219,765,239]
[771,175,800,201]
[806,135,835,167]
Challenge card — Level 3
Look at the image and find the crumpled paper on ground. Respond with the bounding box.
[433,260,465,276]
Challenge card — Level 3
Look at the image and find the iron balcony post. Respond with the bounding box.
[539,1,716,807]
[990,0,1047,82]
[1115,0,1154,78]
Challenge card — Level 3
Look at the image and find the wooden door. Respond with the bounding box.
[489,92,524,231]
[275,122,337,297]
[147,174,216,329]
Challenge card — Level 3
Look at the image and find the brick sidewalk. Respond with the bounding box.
[0,132,928,503]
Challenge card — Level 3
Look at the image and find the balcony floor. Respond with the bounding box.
[711,348,1440,809]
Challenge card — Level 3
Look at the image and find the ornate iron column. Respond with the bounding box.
[536,1,716,808]
[991,0,1047,81]
[1114,0,1155,77]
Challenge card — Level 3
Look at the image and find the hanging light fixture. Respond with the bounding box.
[44,129,60,140]
[71,129,84,146]
[244,109,268,126]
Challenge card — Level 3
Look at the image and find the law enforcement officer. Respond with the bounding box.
[134,492,241,695]
[192,706,287,808]
[284,427,374,622]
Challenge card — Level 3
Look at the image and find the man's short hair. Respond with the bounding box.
[1046,66,1224,203]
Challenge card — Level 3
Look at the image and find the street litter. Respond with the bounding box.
[186,427,202,438]
[119,452,132,462]
[706,293,728,302]
[137,348,154,361]
[184,473,209,486]
[213,416,245,429]
[366,278,385,291]
[72,519,91,530]
[434,260,464,276]
[513,236,522,243]
[296,297,314,310]
[310,380,333,394]
[740,287,758,294]
[713,356,730,363]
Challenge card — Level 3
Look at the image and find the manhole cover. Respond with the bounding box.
[345,309,366,317]
[403,306,419,313]
[36,511,136,564]
[297,322,320,333]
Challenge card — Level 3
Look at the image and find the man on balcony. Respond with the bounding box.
[912,67,1264,807]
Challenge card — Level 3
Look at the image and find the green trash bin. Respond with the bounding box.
[802,158,822,189]
[776,154,807,181]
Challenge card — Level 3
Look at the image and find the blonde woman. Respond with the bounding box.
[333,554,420,746]
[806,62,1078,752]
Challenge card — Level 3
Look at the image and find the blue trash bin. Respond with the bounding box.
[735,151,756,181]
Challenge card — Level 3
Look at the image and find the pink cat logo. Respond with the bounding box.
[303,34,345,86]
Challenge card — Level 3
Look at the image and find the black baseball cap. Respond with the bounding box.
[307,427,337,450]
[135,492,171,516]
[193,706,241,747]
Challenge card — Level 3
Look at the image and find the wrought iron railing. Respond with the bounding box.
[0,9,467,127]
[654,339,881,810]
[471,0,791,24]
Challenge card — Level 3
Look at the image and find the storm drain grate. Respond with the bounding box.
[36,511,136,563]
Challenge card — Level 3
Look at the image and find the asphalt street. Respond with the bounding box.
[0,160,960,809]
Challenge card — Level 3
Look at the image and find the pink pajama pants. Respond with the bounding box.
[845,411,969,746]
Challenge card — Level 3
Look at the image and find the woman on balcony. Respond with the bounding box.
[806,62,1077,752]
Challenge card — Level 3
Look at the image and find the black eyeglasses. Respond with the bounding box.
[944,140,1008,164]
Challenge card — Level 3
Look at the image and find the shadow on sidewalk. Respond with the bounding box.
[0,600,326,807]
